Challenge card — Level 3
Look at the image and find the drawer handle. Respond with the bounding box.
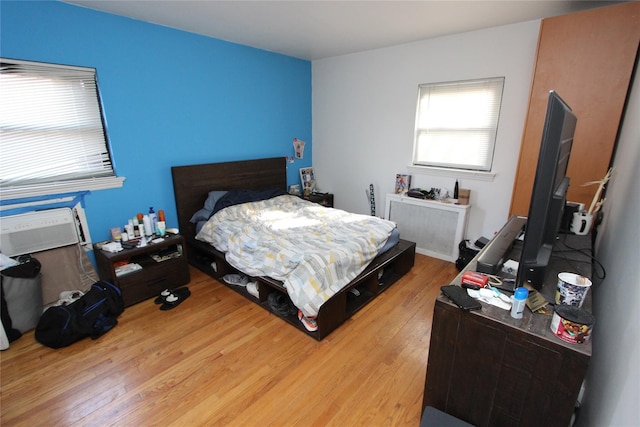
[146,278,167,287]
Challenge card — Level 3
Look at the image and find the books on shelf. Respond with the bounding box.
[115,263,142,277]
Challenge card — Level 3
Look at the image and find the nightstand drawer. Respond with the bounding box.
[117,257,190,306]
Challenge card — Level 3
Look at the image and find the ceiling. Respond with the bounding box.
[63,1,620,60]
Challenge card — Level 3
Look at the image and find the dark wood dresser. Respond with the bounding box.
[422,233,593,427]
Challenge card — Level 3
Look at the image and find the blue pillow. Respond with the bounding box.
[204,190,228,211]
[189,190,227,223]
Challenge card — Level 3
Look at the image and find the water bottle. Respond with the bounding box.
[510,287,529,319]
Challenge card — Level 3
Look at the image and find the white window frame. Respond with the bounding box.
[412,77,505,173]
[0,58,124,200]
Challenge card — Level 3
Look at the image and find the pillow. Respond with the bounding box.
[189,190,228,223]
[212,188,288,215]
[204,190,228,211]
[189,208,211,224]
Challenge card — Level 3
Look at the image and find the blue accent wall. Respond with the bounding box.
[1,1,311,242]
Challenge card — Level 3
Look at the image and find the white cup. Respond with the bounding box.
[556,272,592,307]
[571,212,593,235]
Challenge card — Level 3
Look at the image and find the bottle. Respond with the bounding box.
[133,217,140,237]
[148,207,158,234]
[454,180,459,199]
[156,209,166,236]
[127,219,135,239]
[510,287,529,319]
[142,215,152,236]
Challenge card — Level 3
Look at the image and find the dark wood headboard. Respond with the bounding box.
[171,157,287,241]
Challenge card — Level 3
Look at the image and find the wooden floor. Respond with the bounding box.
[1,254,458,427]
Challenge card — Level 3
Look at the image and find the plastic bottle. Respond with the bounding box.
[133,217,140,237]
[127,219,135,239]
[156,209,166,236]
[148,207,158,234]
[510,287,529,319]
[454,180,459,199]
[142,215,152,236]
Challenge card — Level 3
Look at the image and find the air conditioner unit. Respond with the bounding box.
[0,208,80,257]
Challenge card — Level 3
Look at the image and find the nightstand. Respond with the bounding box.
[93,234,190,307]
[300,192,334,208]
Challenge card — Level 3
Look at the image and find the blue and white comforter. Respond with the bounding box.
[196,195,396,318]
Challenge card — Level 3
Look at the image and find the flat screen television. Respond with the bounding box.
[516,90,577,290]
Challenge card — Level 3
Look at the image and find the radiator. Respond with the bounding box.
[385,194,470,262]
[0,208,80,257]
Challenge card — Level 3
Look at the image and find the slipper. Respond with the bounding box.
[160,287,191,310]
[154,288,172,304]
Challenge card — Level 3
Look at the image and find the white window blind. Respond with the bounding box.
[413,77,504,172]
[0,58,123,200]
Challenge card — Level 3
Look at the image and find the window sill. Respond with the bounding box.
[407,165,496,182]
[0,176,126,201]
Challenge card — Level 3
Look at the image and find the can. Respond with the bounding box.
[550,305,594,344]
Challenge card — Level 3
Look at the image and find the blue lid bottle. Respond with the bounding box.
[148,207,158,234]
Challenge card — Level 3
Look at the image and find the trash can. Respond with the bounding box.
[1,255,43,334]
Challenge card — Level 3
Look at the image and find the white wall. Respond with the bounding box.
[578,55,640,427]
[313,19,640,425]
[312,20,541,241]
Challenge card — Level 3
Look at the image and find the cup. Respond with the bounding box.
[571,211,593,235]
[458,189,470,205]
[555,272,592,307]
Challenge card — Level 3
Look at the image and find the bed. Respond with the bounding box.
[171,157,416,339]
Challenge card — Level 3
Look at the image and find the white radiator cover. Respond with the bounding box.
[0,208,80,257]
[385,194,470,262]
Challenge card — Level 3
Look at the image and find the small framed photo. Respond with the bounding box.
[395,174,411,194]
[299,167,315,190]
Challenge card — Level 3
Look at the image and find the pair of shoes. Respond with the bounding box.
[223,274,248,286]
[154,288,172,304]
[246,281,259,298]
[298,310,318,332]
[156,287,191,310]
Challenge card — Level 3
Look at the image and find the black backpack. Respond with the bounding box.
[35,280,124,349]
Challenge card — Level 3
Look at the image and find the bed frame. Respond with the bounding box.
[172,157,416,340]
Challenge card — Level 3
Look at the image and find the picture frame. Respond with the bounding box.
[299,167,315,191]
[395,174,411,194]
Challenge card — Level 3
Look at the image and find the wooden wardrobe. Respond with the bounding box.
[510,2,640,217]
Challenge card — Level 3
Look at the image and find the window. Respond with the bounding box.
[0,58,123,200]
[412,77,504,172]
